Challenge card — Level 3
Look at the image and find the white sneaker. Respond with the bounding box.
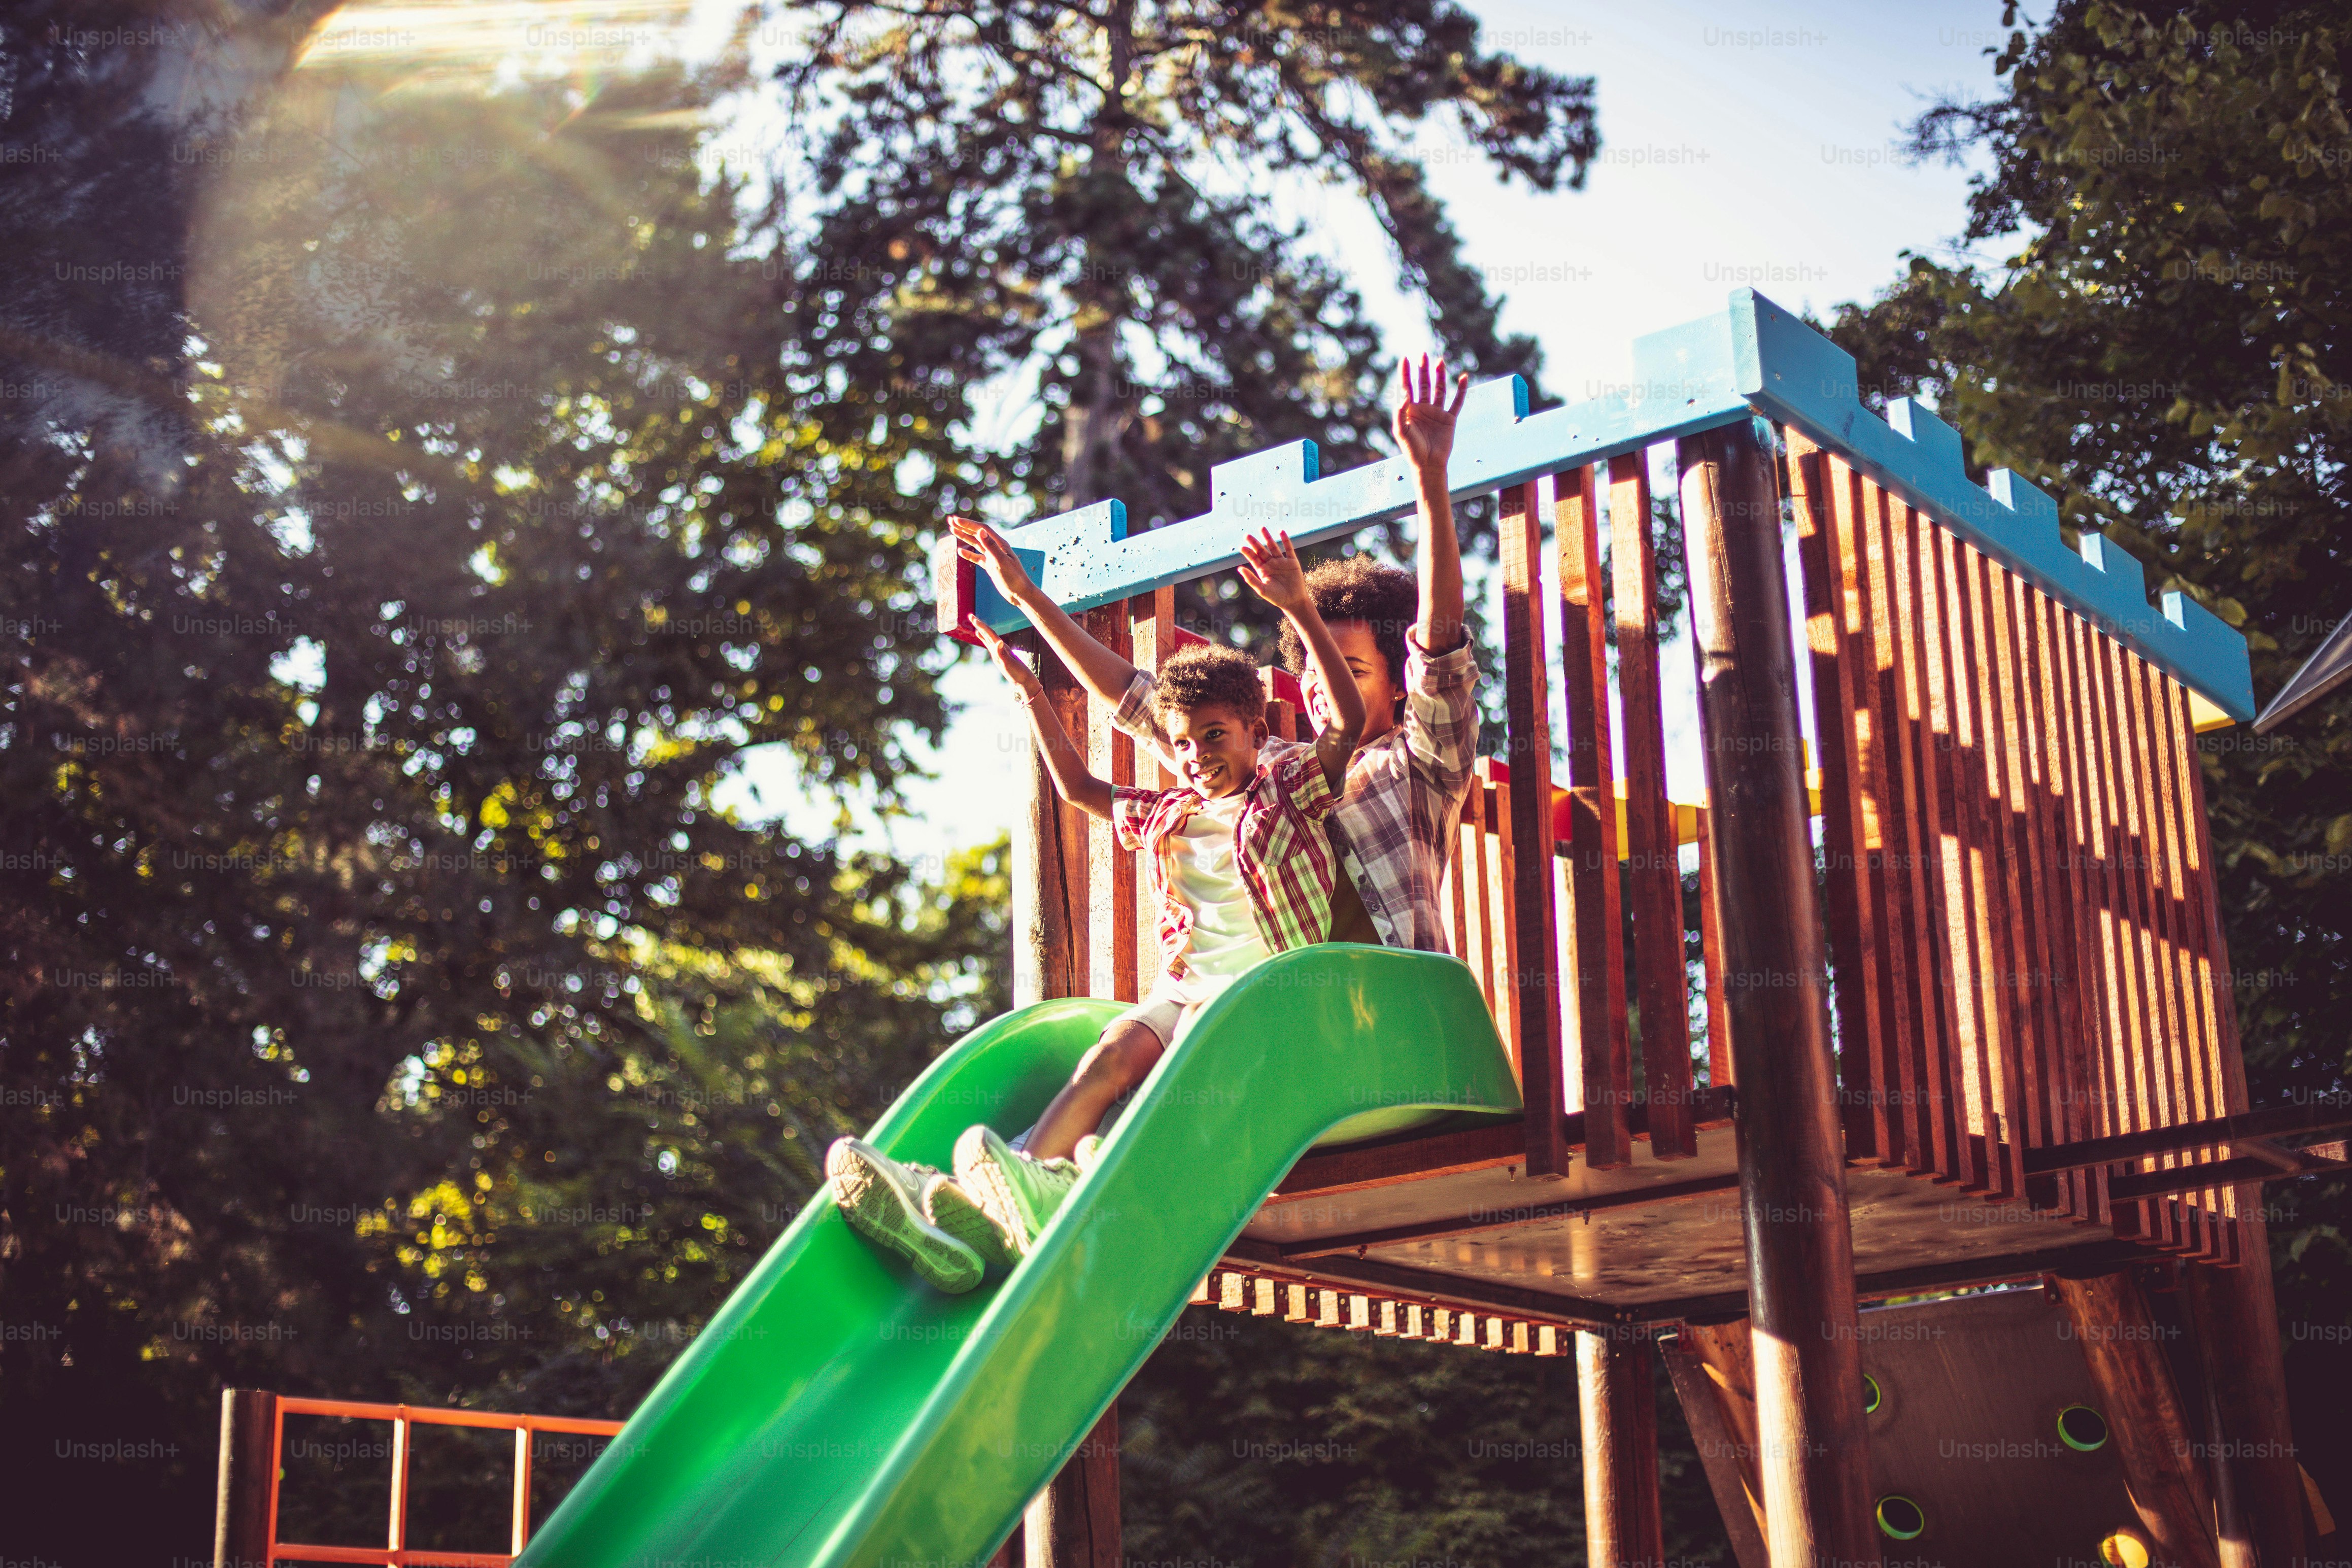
[952,1124,1080,1259]
[825,1139,983,1293]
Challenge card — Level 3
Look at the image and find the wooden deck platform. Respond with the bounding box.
[1221,1107,2148,1331]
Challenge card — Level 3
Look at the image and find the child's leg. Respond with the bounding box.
[1024,1019,1166,1161]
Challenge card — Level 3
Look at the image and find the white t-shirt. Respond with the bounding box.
[1166,792,1274,979]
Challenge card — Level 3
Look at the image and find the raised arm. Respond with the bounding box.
[1239,529,1362,794]
[970,619,1116,821]
[1394,356,1471,655]
[950,516,1138,708]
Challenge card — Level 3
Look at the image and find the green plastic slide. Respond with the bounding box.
[519,944,1520,1568]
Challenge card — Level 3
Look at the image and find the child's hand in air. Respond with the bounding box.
[1393,353,1470,475]
[949,516,1040,605]
[1237,529,1309,615]
[968,617,1045,702]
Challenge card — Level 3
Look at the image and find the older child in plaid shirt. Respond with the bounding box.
[825,528,1365,1292]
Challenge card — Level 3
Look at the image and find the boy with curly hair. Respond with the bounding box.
[825,528,1364,1292]
[961,354,1479,957]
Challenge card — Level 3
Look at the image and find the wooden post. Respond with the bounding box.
[1025,1407,1120,1568]
[1676,420,1878,1565]
[1578,1326,1665,1567]
[1609,453,1697,1158]
[1785,436,1883,1164]
[1083,606,1139,1005]
[2183,1253,2306,1566]
[1013,629,1091,1006]
[1554,463,1632,1168]
[2177,690,2307,1566]
[214,1387,277,1568]
[1008,620,1119,1565]
[1693,808,1733,1088]
[1500,478,1569,1179]
[2054,1271,2222,1567]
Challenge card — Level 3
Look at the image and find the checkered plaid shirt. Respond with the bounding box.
[1112,749,1342,982]
[1113,633,1481,955]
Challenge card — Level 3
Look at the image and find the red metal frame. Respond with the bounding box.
[265,1395,623,1566]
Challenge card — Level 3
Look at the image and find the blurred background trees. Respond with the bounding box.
[0,2,1624,1561]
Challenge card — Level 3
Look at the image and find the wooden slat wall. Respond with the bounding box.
[1788,433,2248,1260]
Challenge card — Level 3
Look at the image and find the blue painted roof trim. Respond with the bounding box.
[942,289,2252,721]
[1735,291,2253,720]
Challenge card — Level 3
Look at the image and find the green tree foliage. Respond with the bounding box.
[1126,1311,1722,1567]
[0,4,1668,1563]
[2,12,1003,1558]
[775,0,1597,642]
[1823,0,2352,1511]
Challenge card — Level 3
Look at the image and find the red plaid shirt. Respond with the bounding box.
[1112,750,1343,983]
[1114,632,1480,954]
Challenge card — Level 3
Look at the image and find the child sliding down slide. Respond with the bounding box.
[825,528,1365,1293]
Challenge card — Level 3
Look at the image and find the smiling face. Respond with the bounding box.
[1163,703,1266,799]
[1301,619,1403,743]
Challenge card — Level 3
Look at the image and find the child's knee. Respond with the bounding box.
[1077,1025,1163,1092]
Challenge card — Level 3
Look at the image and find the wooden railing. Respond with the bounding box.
[214,1388,622,1567]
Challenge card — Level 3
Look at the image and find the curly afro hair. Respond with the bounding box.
[1278,556,1414,692]
[1150,642,1266,726]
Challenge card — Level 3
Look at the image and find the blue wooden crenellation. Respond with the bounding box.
[934,290,2253,721]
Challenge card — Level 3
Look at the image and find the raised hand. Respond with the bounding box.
[1393,353,1470,474]
[1236,528,1308,613]
[967,616,1044,702]
[948,515,1040,605]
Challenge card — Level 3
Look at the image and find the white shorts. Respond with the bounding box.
[1107,969,1239,1048]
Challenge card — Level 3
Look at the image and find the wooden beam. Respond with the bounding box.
[2108,1148,2346,1202]
[1659,1324,1769,1568]
[2053,1271,2221,1568]
[1013,629,1092,1005]
[1694,806,1733,1087]
[1267,1089,1737,1202]
[1500,479,1570,1178]
[1082,607,1139,1005]
[1579,1327,1666,1567]
[1678,420,1878,1564]
[1012,621,1113,1568]
[2022,1101,2352,1176]
[1554,463,1632,1169]
[1787,438,1894,1168]
[1128,590,1176,986]
[1278,1171,1739,1259]
[1609,452,1697,1159]
[1269,1120,1526,1199]
[1617,1240,2154,1327]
